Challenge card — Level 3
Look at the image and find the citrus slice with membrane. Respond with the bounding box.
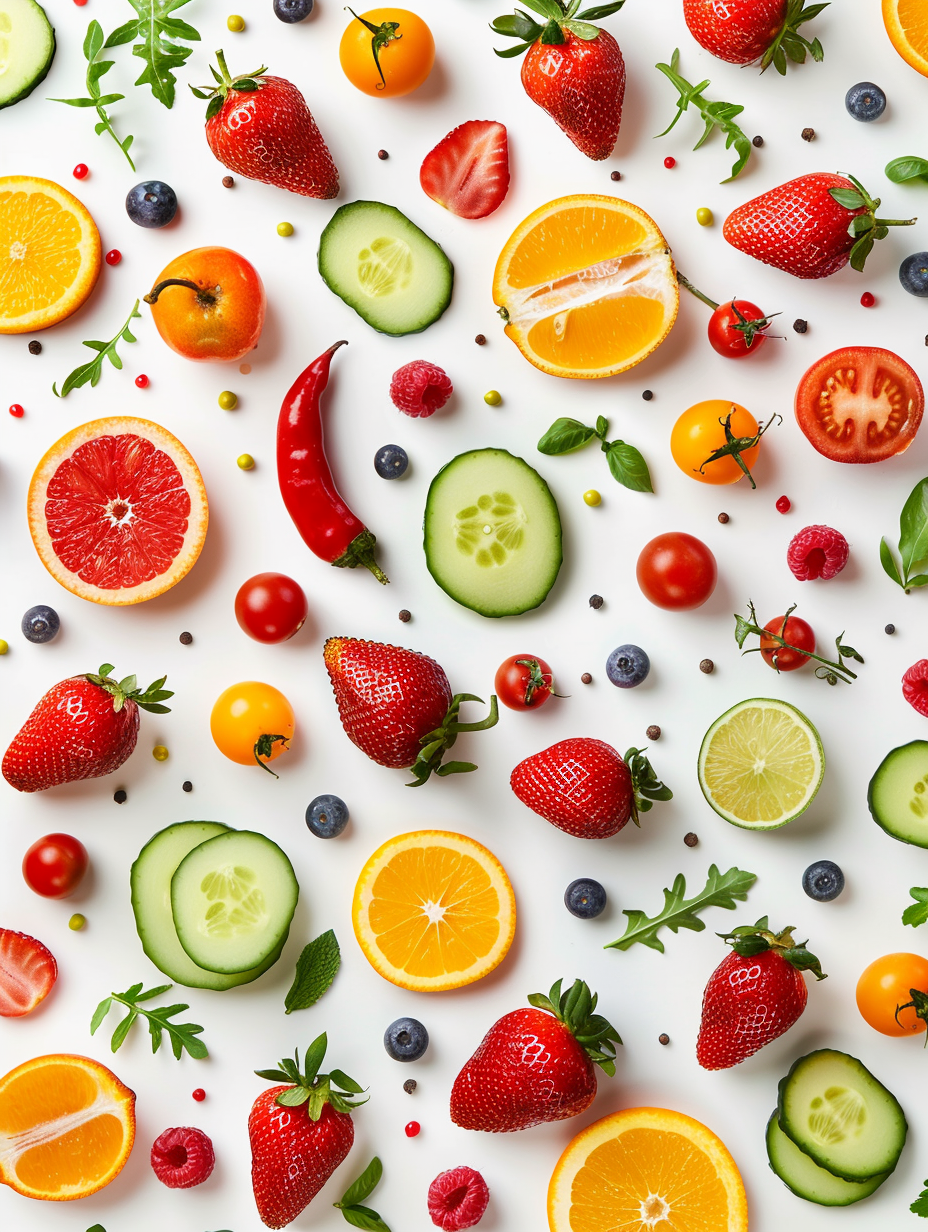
[548,1106,748,1232]
[0,1053,135,1200]
[0,175,101,333]
[28,417,208,605]
[352,830,516,991]
[698,698,825,830]
[492,195,678,379]
[883,0,928,77]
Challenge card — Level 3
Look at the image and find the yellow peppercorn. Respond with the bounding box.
[218,390,238,410]
[696,207,713,226]
[0,639,8,655]
[237,453,255,470]
[227,14,245,31]
[583,489,602,507]
[484,390,502,406]
[69,914,86,931]
[277,221,294,237]
[153,745,169,762]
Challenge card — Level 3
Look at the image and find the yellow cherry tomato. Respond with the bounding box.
[339,8,434,98]
[210,681,295,771]
[856,952,928,1036]
[670,399,760,486]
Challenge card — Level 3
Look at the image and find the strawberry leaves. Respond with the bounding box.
[53,301,142,398]
[624,747,673,824]
[407,693,499,786]
[538,416,653,493]
[91,982,208,1058]
[51,21,136,169]
[108,0,201,109]
[655,50,751,182]
[85,665,173,714]
[256,1033,368,1120]
[827,173,916,271]
[719,917,826,980]
[334,1157,392,1232]
[881,477,928,592]
[491,0,624,56]
[606,865,757,953]
[527,978,622,1075]
[760,0,827,75]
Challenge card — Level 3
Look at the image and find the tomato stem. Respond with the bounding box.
[676,271,719,310]
[144,278,217,308]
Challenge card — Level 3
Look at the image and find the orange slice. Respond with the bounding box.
[493,195,678,380]
[0,176,102,334]
[0,1054,135,1201]
[352,830,516,991]
[548,1107,748,1232]
[28,417,209,606]
[883,0,928,76]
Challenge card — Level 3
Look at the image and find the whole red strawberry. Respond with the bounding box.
[250,1034,365,1229]
[491,1,625,160]
[195,51,338,199]
[697,918,826,1070]
[323,637,498,784]
[723,172,915,279]
[682,0,827,73]
[510,739,671,838]
[2,664,172,793]
[450,978,621,1132]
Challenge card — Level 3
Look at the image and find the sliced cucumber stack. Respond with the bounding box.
[424,448,562,618]
[766,1113,889,1206]
[868,739,928,847]
[0,0,55,110]
[318,200,453,335]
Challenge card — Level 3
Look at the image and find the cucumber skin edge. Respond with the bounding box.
[0,4,55,112]
[867,739,928,849]
[765,1112,889,1207]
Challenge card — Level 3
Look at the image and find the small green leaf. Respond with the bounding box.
[911,1179,928,1216]
[886,155,928,184]
[90,998,112,1034]
[903,888,928,928]
[285,930,341,1013]
[907,573,928,588]
[302,1033,328,1084]
[53,301,141,398]
[86,1225,108,1232]
[339,1157,383,1208]
[576,0,626,17]
[899,477,928,576]
[490,12,542,39]
[111,1010,138,1052]
[561,18,599,37]
[829,187,866,209]
[339,1205,392,1232]
[277,1086,312,1106]
[605,441,653,493]
[329,1068,364,1094]
[537,417,597,455]
[606,866,757,953]
[880,536,904,588]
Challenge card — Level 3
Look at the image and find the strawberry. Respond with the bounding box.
[251,1034,365,1229]
[0,930,57,1018]
[2,665,172,794]
[491,0,625,161]
[323,637,498,785]
[723,172,915,279]
[510,739,671,838]
[420,120,510,219]
[697,917,826,1070]
[682,0,827,73]
[450,978,621,1132]
[193,52,338,199]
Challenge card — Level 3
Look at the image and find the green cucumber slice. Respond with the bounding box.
[171,829,298,974]
[423,447,562,618]
[318,199,453,335]
[868,740,928,847]
[766,1112,889,1206]
[777,1049,907,1182]
[0,0,54,110]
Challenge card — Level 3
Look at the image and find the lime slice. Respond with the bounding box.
[698,698,825,830]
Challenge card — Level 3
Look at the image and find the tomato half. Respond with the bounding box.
[210,681,295,772]
[339,8,435,97]
[23,833,88,899]
[670,400,761,485]
[795,346,924,463]
[495,655,555,710]
[760,615,816,671]
[235,573,308,644]
[636,532,717,610]
[856,952,928,1036]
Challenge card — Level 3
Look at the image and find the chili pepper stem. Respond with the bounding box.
[333,529,389,585]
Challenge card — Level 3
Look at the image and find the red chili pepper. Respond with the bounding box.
[277,341,388,584]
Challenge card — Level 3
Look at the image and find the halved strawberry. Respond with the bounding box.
[0,930,57,1017]
[420,120,510,220]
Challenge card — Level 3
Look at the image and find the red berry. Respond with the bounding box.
[405,1120,421,1138]
[389,361,453,418]
[776,495,791,513]
[664,156,676,168]
[135,374,149,388]
[192,1088,206,1102]
[150,1126,215,1189]
[860,291,876,308]
[73,0,89,5]
[428,1166,490,1230]
[903,661,928,717]
[787,525,849,581]
[105,249,122,266]
[9,404,24,418]
[72,164,89,180]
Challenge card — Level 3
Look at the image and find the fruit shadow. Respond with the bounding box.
[142,503,229,615]
[244,296,286,370]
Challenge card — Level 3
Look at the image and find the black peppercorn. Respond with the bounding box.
[378,149,389,160]
[646,725,661,741]
[885,623,896,635]
[610,170,621,181]
[684,832,698,847]
[801,127,815,142]
[752,135,764,148]
[114,789,127,804]
[222,175,234,188]
[589,594,604,609]
[398,609,411,623]
[793,319,808,334]
[475,334,486,346]
[182,781,193,792]
[403,1079,417,1094]
[642,389,653,401]
[28,340,42,355]
[659,1033,670,1045]
[179,631,193,645]
[700,658,714,674]
[718,512,730,524]
[581,672,592,684]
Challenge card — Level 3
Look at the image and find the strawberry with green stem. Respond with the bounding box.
[683,0,828,74]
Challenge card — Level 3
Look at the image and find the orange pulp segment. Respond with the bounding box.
[883,0,928,76]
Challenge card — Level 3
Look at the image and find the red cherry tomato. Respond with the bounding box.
[235,573,308,643]
[760,615,816,671]
[636,533,717,611]
[707,300,772,358]
[494,655,555,710]
[23,833,88,899]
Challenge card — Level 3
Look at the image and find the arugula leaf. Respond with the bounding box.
[885,155,928,185]
[50,20,135,168]
[605,865,757,953]
[880,477,928,592]
[655,49,751,181]
[120,0,201,108]
[335,1158,391,1232]
[537,416,653,493]
[912,1179,928,1216]
[904,888,928,928]
[90,981,208,1060]
[53,301,141,398]
[285,930,341,1013]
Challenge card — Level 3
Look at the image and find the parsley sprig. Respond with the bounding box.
[655,50,751,182]
[51,21,135,169]
[91,982,208,1059]
[53,301,142,398]
[734,601,863,685]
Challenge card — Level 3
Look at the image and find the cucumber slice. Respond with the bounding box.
[318,200,453,335]
[171,830,299,974]
[423,448,562,618]
[777,1049,907,1182]
[0,0,55,110]
[131,822,284,990]
[868,740,928,847]
[766,1112,888,1206]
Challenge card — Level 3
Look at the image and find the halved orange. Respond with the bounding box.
[0,176,102,334]
[548,1107,748,1232]
[352,830,516,991]
[883,0,928,76]
[0,1054,135,1201]
[493,195,678,380]
[28,417,209,605]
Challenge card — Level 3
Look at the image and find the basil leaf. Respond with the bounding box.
[885,155,928,184]
[900,477,928,575]
[537,417,597,455]
[605,441,653,492]
[285,930,341,1013]
[880,537,904,588]
[340,1205,392,1232]
[340,1157,382,1208]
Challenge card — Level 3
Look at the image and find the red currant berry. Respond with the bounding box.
[192,1088,206,1102]
[73,0,89,6]
[663,156,676,169]
[9,404,24,418]
[105,249,122,266]
[135,374,150,389]
[776,495,791,514]
[72,164,89,180]
[405,1121,421,1138]
[860,291,875,308]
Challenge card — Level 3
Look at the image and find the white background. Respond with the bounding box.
[3,0,928,1228]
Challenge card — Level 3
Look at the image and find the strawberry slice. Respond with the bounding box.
[0,929,57,1017]
[420,120,510,220]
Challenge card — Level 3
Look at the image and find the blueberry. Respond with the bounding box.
[125,181,178,229]
[802,860,845,902]
[384,1016,429,1062]
[274,0,314,19]
[374,444,408,480]
[564,877,607,919]
[606,644,650,688]
[845,82,886,122]
[900,252,928,298]
[21,605,59,644]
[305,794,349,838]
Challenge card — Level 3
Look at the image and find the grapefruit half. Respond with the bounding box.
[28,417,208,605]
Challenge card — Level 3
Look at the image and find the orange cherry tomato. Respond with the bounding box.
[339,8,434,98]
[856,952,928,1036]
[670,400,760,486]
[210,681,295,772]
[147,247,265,362]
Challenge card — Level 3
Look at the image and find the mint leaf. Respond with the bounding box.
[285,930,341,1013]
[605,865,757,953]
[904,888,928,928]
[537,417,597,455]
[125,0,201,108]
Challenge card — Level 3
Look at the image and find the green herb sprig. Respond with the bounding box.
[734,601,863,686]
[903,888,928,928]
[886,155,928,186]
[605,865,756,953]
[334,1157,392,1232]
[107,0,201,109]
[91,982,208,1059]
[912,1178,928,1216]
[51,21,135,169]
[285,930,341,1014]
[53,301,142,398]
[655,50,751,182]
[490,0,626,59]
[881,477,928,592]
[537,416,653,493]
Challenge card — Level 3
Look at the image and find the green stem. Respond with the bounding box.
[677,272,719,310]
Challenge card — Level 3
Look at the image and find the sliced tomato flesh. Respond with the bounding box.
[795,346,924,463]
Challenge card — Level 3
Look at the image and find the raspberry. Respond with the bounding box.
[787,525,849,581]
[903,661,928,718]
[150,1126,215,1188]
[428,1166,490,1230]
[390,361,453,418]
